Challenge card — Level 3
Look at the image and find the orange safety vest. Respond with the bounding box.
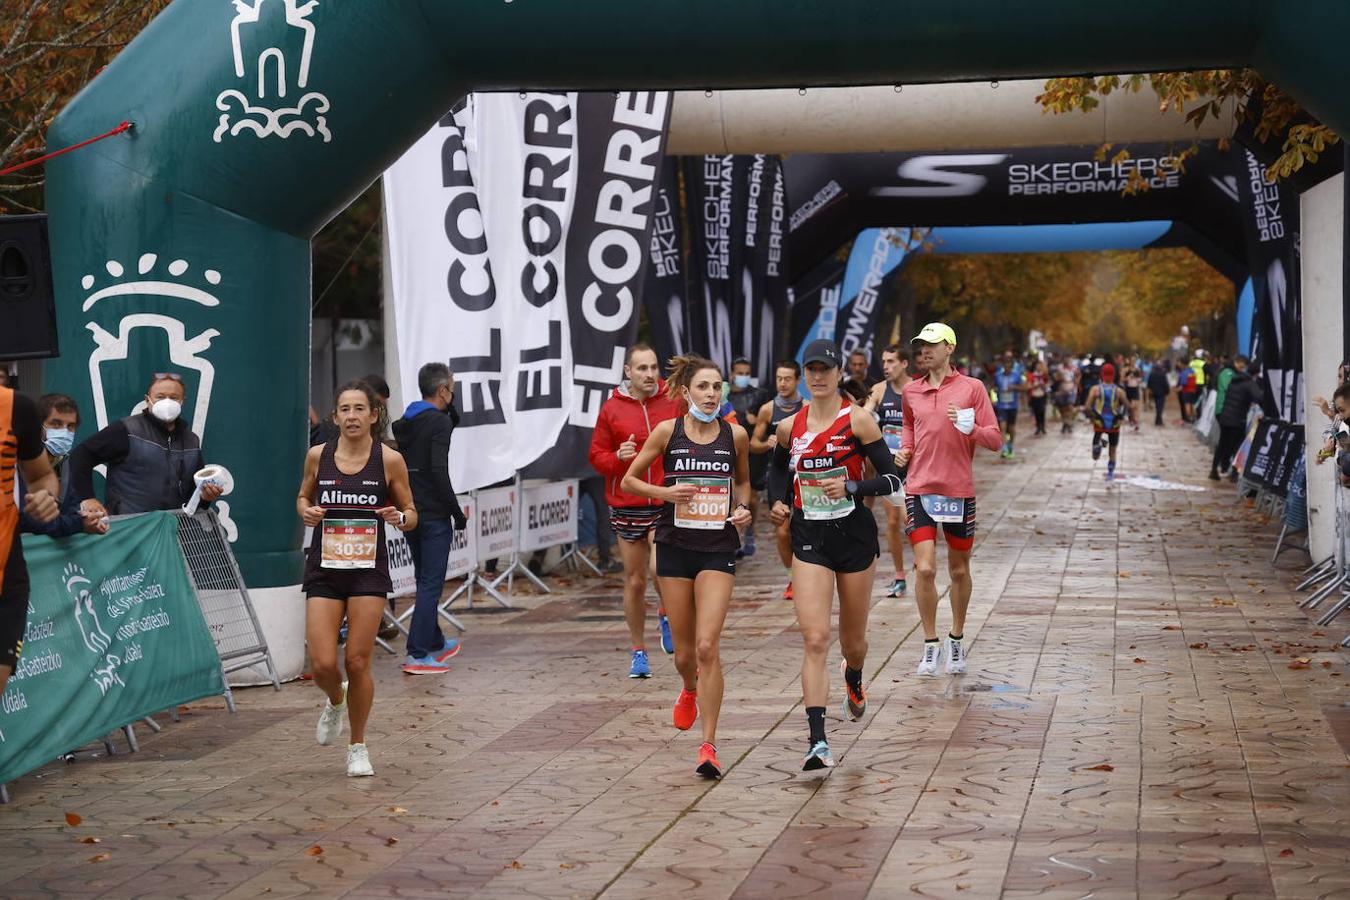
[0,387,17,595]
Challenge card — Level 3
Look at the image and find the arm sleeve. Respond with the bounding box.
[587,408,627,478]
[969,386,1004,451]
[846,439,903,497]
[765,441,792,507]
[68,421,131,500]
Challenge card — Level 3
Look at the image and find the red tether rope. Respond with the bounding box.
[0,121,133,177]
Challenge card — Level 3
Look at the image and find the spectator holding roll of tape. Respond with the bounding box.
[69,372,220,519]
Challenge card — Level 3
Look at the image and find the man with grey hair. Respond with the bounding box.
[391,362,467,674]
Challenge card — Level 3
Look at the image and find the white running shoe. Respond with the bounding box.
[945,636,967,675]
[316,681,348,746]
[916,642,940,676]
[346,742,374,777]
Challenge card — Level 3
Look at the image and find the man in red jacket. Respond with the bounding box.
[896,323,1002,679]
[588,344,680,678]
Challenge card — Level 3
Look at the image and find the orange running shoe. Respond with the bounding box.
[841,660,866,721]
[673,688,698,730]
[696,742,722,779]
[782,582,793,601]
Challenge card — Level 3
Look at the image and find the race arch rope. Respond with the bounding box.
[43,0,1348,590]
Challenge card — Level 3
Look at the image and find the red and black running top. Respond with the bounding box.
[787,406,867,509]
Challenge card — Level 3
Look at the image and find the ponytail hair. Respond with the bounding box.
[666,354,721,402]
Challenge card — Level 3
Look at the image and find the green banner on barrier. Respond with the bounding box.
[0,512,224,785]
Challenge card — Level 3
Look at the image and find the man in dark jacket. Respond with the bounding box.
[69,373,219,520]
[390,363,467,674]
[1210,357,1263,480]
[19,394,108,539]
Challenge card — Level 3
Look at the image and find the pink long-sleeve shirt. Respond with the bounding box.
[900,371,1002,498]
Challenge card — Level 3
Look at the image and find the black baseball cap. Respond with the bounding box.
[801,339,842,368]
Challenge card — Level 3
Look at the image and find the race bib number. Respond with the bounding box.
[797,467,855,521]
[673,477,731,530]
[321,517,378,569]
[882,424,904,452]
[920,495,965,524]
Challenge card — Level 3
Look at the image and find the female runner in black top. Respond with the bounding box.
[297,381,417,777]
[622,355,752,779]
[766,340,902,771]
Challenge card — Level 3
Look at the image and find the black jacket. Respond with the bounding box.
[1146,367,1170,396]
[1218,371,1263,427]
[68,411,205,514]
[390,404,466,527]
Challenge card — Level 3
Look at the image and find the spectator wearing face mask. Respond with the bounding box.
[69,372,221,519]
[18,394,108,537]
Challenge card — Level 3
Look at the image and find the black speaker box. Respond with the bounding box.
[0,214,58,360]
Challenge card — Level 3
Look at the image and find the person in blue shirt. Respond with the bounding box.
[992,351,1024,459]
[18,394,109,539]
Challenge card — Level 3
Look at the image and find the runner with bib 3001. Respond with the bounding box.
[622,355,752,780]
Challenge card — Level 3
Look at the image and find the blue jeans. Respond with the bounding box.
[405,517,453,658]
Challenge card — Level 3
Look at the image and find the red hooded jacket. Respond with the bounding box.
[588,380,680,508]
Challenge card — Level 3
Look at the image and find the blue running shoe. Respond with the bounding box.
[434,639,461,663]
[1091,436,1103,461]
[742,531,756,558]
[629,649,652,679]
[659,615,674,655]
[402,654,451,675]
[801,740,835,771]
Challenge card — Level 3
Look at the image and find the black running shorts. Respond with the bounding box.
[656,543,737,579]
[905,495,977,551]
[1093,430,1121,448]
[0,541,30,670]
[996,407,1018,426]
[790,505,879,574]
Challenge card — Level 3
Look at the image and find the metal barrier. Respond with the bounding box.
[172,510,279,692]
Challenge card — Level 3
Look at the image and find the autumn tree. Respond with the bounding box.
[0,0,172,213]
[1037,73,1338,182]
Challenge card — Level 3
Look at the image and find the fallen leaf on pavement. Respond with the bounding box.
[1133,658,1146,664]
[79,836,100,844]
[388,807,408,814]
[1085,764,1115,772]
[305,846,324,857]
[1279,849,1294,857]
[65,812,82,827]
[386,837,399,846]
[88,853,110,863]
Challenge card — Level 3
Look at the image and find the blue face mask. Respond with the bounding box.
[686,391,719,423]
[732,374,751,390]
[44,428,74,459]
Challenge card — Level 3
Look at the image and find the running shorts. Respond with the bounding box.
[1124,386,1140,402]
[1053,392,1075,407]
[905,495,977,551]
[996,407,1018,426]
[655,543,737,579]
[610,506,662,542]
[304,573,393,602]
[1093,430,1121,448]
[0,551,30,670]
[790,506,879,574]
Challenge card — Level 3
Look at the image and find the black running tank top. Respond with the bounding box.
[656,417,740,553]
[303,439,393,593]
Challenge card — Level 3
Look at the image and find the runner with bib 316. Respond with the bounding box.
[896,324,1002,678]
[766,339,902,772]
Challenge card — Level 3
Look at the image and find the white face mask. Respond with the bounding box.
[150,398,182,423]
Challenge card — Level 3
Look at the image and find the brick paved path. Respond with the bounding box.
[3,421,1348,898]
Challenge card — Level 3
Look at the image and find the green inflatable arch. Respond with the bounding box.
[45,0,1350,586]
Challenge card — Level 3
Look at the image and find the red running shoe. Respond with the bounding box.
[695,742,722,779]
[673,688,698,730]
[782,582,794,601]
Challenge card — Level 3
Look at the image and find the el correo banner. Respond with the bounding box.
[476,486,518,560]
[447,495,478,579]
[0,512,224,785]
[520,479,579,552]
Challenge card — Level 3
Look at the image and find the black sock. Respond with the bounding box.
[948,633,963,641]
[806,707,826,744]
[925,637,940,645]
[844,666,862,691]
